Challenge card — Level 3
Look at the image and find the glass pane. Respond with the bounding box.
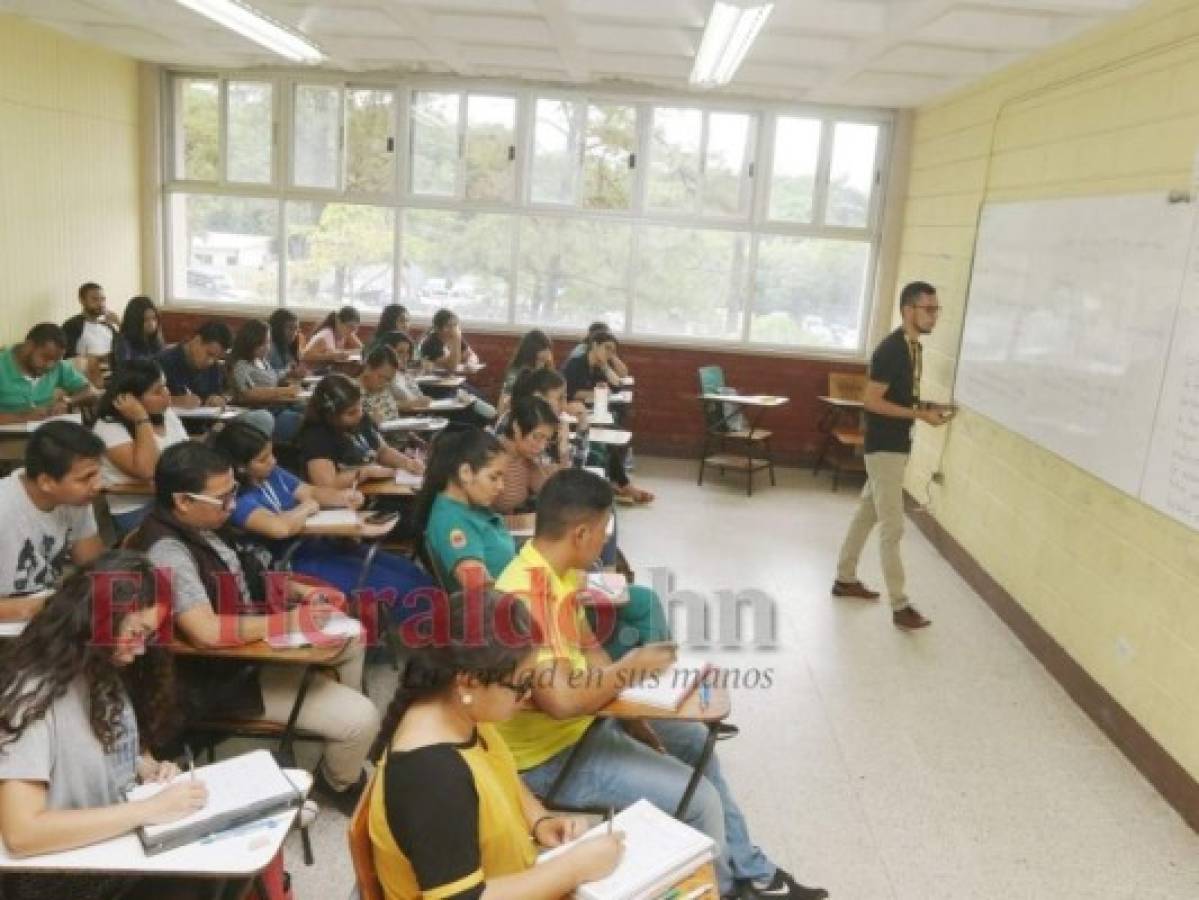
[465,95,516,202]
[768,117,822,222]
[286,203,395,309]
[411,92,460,197]
[168,194,278,305]
[646,107,702,212]
[175,77,219,181]
[582,103,636,210]
[827,122,879,228]
[402,210,512,322]
[516,217,631,330]
[634,226,746,339]
[751,236,870,349]
[530,98,581,205]
[226,81,272,184]
[703,112,751,217]
[345,89,396,194]
[294,84,341,189]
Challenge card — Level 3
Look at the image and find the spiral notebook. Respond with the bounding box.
[125,750,304,855]
[537,799,714,900]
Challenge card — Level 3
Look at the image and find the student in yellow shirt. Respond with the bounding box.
[368,587,624,900]
[495,470,827,900]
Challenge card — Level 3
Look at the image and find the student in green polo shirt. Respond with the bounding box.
[0,324,97,424]
[415,427,667,659]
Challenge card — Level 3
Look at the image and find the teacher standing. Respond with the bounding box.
[832,281,952,630]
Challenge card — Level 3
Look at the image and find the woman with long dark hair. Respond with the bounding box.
[498,328,553,415]
[0,551,211,899]
[227,319,303,443]
[302,306,363,364]
[92,359,189,534]
[296,373,424,490]
[494,396,562,515]
[112,296,164,372]
[368,588,622,900]
[266,308,306,378]
[365,304,413,357]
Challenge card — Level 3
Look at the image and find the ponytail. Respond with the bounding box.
[412,427,504,536]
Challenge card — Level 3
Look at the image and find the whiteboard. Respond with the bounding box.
[956,193,1199,530]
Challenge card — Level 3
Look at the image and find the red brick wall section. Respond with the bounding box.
[161,310,865,466]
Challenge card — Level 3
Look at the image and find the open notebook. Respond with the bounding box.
[538,800,714,900]
[125,749,304,855]
[266,612,362,649]
[618,659,716,711]
[306,509,359,528]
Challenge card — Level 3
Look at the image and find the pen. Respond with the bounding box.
[184,744,195,782]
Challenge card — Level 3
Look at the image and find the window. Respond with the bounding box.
[517,217,631,329]
[768,117,822,223]
[293,84,341,190]
[582,103,637,210]
[751,236,871,349]
[634,226,747,340]
[530,98,582,205]
[287,202,395,309]
[168,194,278,305]
[826,123,879,228]
[163,73,889,355]
[345,89,396,194]
[175,77,219,181]
[402,210,513,322]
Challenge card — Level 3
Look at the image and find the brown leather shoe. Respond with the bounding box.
[831,579,880,600]
[893,606,931,630]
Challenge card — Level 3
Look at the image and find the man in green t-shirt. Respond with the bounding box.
[0,324,97,424]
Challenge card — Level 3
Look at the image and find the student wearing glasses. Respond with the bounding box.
[368,587,624,900]
[0,552,214,900]
[493,396,562,516]
[832,281,953,631]
[129,442,380,812]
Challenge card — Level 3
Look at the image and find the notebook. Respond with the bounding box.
[429,398,465,410]
[618,659,716,711]
[305,509,359,528]
[266,612,363,649]
[378,416,447,432]
[175,405,243,420]
[394,468,424,488]
[125,749,304,855]
[0,413,82,433]
[538,799,714,900]
[583,572,629,606]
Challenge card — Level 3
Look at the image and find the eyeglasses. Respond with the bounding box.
[915,305,942,314]
[185,490,238,510]
[496,675,535,700]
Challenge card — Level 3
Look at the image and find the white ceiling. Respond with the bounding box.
[1,0,1146,107]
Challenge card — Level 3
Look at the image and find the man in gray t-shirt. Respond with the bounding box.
[0,422,105,621]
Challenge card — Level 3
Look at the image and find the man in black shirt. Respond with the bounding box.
[832,281,953,630]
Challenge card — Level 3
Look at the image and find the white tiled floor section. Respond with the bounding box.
[281,457,1199,899]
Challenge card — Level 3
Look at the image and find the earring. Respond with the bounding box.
[460,693,473,706]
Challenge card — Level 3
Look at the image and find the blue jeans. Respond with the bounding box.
[520,718,774,894]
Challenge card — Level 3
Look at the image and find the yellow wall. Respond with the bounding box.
[897,0,1199,778]
[0,14,141,345]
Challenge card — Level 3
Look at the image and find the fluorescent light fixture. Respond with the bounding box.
[690,0,774,88]
[173,0,324,63]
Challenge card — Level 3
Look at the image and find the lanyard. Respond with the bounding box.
[260,477,284,513]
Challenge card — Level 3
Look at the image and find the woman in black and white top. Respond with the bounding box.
[227,319,304,443]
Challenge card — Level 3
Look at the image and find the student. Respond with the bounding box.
[113,295,165,372]
[227,319,303,443]
[0,323,98,424]
[302,306,363,364]
[368,587,623,900]
[418,429,664,659]
[361,346,419,427]
[833,280,951,630]
[497,470,826,900]
[494,396,562,515]
[561,328,622,403]
[62,282,119,360]
[296,374,424,490]
[365,304,412,355]
[155,320,231,409]
[507,369,581,468]
[0,421,105,621]
[567,322,630,380]
[129,442,380,811]
[211,421,433,621]
[266,308,306,378]
[92,359,189,535]
[498,329,554,414]
[371,332,432,413]
[0,551,214,900]
[417,309,480,373]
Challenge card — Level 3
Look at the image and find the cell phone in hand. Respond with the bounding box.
[365,510,398,526]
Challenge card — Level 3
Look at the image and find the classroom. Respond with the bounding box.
[0,0,1197,897]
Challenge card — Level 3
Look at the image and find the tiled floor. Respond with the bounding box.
[276,457,1199,899]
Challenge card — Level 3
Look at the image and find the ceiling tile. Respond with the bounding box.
[431,13,552,45]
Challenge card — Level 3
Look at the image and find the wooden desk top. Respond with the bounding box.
[817,394,864,409]
[700,393,789,407]
[599,683,730,722]
[359,478,417,497]
[672,861,718,897]
[169,638,346,665]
